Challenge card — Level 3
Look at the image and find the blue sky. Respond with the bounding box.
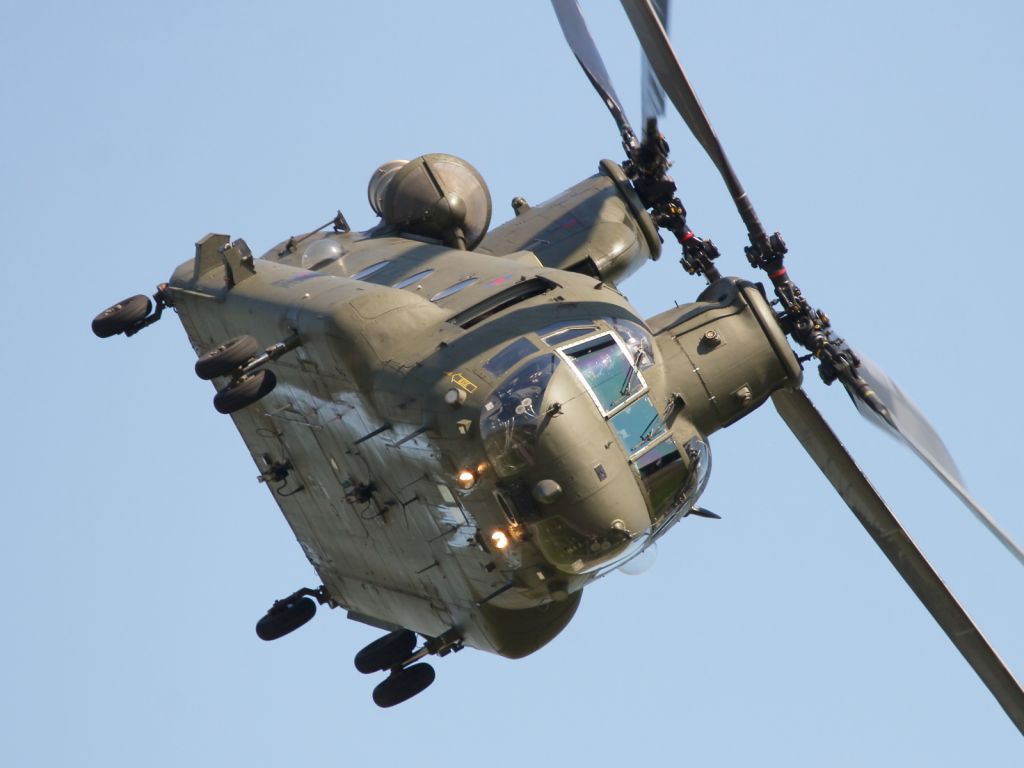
[3,2,1023,765]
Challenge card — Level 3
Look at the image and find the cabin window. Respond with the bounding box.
[392,269,434,289]
[431,277,478,302]
[351,260,391,280]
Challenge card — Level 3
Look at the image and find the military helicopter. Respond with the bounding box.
[90,0,1024,726]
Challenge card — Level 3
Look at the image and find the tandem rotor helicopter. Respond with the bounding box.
[92,0,1024,725]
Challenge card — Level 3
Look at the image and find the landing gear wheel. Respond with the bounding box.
[195,335,261,380]
[355,629,418,674]
[213,369,277,414]
[372,663,435,708]
[91,295,152,338]
[255,596,317,641]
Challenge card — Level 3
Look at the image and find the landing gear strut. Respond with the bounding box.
[197,332,300,414]
[355,628,463,708]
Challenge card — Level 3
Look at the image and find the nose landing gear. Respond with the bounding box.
[91,285,170,338]
[355,628,463,708]
[255,586,329,641]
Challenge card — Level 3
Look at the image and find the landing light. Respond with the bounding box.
[456,469,477,490]
[491,530,509,550]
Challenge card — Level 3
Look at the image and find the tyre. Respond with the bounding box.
[354,629,417,674]
[372,664,435,708]
[92,295,152,338]
[195,335,261,380]
[255,596,317,641]
[213,369,277,414]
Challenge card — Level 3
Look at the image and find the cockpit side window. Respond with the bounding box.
[483,337,539,377]
[609,317,655,370]
[480,354,560,477]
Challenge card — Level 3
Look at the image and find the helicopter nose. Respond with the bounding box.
[479,352,655,574]
[524,390,653,574]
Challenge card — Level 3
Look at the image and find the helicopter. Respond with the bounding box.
[88,0,1024,727]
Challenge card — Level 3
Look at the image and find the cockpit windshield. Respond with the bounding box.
[610,396,666,455]
[561,333,644,413]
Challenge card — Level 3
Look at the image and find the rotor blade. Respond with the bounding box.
[844,351,1024,567]
[772,386,1024,736]
[640,0,669,125]
[551,0,638,152]
[619,0,769,244]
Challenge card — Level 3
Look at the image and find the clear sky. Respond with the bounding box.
[3,2,1023,765]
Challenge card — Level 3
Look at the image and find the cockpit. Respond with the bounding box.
[479,318,710,576]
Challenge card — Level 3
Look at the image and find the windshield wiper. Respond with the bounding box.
[619,349,644,396]
[639,412,663,444]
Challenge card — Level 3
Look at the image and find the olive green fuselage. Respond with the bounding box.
[165,163,799,658]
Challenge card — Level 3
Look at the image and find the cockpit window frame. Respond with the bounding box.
[539,320,597,346]
[555,331,649,417]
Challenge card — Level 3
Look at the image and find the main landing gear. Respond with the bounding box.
[355,628,464,708]
[257,588,463,708]
[196,333,300,414]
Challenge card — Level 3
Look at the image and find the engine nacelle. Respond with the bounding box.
[647,278,803,437]
[479,160,662,286]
